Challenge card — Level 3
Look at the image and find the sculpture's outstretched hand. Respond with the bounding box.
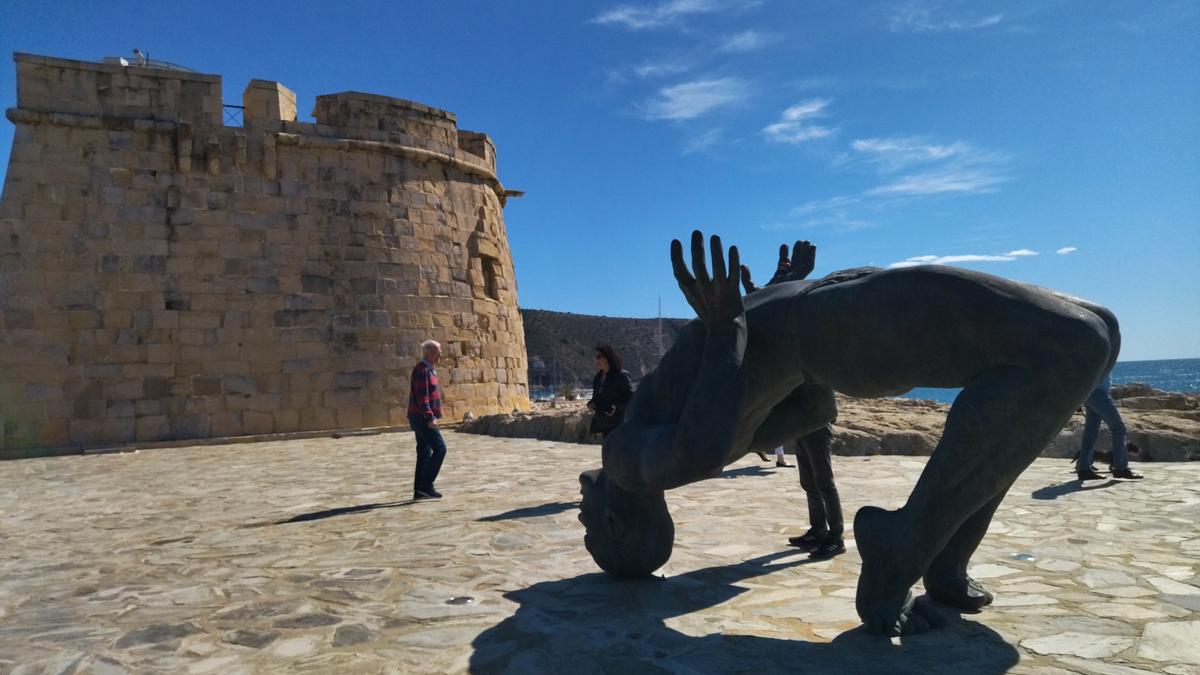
[671,231,743,327]
[768,240,816,285]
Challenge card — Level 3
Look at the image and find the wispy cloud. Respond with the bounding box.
[633,57,693,78]
[717,29,776,53]
[638,77,750,120]
[853,136,1010,196]
[889,250,1035,268]
[850,136,971,171]
[868,168,1007,196]
[1056,246,1078,255]
[593,0,760,30]
[762,99,838,144]
[789,195,862,217]
[682,128,722,154]
[888,3,1003,33]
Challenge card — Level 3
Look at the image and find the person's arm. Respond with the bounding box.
[602,231,746,492]
[605,371,634,416]
[416,365,436,425]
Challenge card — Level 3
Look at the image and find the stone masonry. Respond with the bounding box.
[0,52,529,457]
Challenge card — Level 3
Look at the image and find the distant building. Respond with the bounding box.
[0,52,529,457]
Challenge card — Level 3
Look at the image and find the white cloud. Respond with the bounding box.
[682,128,722,154]
[851,136,971,171]
[762,98,838,144]
[888,247,1043,268]
[888,3,1003,33]
[1056,246,1078,255]
[790,195,861,216]
[868,168,1007,196]
[593,0,760,30]
[717,30,775,53]
[633,58,692,78]
[638,77,749,120]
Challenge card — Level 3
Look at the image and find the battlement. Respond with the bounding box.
[10,53,497,171]
[14,52,222,127]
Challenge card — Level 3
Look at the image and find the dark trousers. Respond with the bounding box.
[795,424,843,537]
[409,415,447,493]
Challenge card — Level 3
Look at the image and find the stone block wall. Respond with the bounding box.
[0,52,529,457]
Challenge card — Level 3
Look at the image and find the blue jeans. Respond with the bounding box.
[1078,387,1128,472]
[409,415,447,492]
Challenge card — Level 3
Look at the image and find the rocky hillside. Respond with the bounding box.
[520,309,691,391]
[461,385,1200,462]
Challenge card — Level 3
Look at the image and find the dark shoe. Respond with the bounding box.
[809,538,846,560]
[776,460,794,468]
[1111,468,1143,480]
[755,452,770,462]
[414,489,442,500]
[788,530,827,551]
[1077,468,1107,481]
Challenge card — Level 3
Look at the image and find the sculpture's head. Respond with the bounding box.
[578,469,674,578]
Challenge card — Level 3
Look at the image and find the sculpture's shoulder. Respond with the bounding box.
[805,266,883,292]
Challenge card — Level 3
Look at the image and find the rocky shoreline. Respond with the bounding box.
[459,383,1200,462]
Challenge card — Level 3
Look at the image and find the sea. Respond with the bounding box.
[901,357,1200,405]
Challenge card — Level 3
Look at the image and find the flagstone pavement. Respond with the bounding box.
[1,431,1198,674]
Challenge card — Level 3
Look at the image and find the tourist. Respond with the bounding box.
[1077,369,1144,481]
[786,424,845,559]
[587,344,634,439]
[755,447,794,467]
[409,340,447,499]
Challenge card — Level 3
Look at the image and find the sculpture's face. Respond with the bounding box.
[578,469,674,578]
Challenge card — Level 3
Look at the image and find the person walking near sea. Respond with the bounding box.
[1077,369,1144,481]
[409,340,447,499]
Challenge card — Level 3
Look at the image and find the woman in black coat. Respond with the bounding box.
[587,344,634,438]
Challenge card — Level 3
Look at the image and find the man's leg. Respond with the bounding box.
[422,424,448,493]
[803,425,842,539]
[795,439,828,538]
[1086,389,1129,471]
[1077,402,1102,475]
[410,416,433,495]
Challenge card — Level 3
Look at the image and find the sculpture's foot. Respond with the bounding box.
[855,505,938,636]
[923,572,994,612]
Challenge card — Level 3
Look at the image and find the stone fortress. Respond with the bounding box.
[0,52,529,458]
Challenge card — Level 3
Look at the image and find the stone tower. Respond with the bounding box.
[0,53,529,457]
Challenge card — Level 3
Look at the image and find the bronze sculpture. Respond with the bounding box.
[580,231,1119,636]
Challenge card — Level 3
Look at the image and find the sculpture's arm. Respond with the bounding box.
[602,231,746,493]
[739,240,817,294]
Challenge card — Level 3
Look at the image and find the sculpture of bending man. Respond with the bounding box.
[579,231,1120,636]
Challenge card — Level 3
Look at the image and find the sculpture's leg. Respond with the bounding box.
[921,490,1004,611]
[855,330,1107,636]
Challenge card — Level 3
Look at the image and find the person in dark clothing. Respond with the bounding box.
[787,424,845,559]
[587,344,634,438]
[744,242,844,558]
[408,339,447,500]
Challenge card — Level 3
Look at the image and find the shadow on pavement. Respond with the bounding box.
[477,501,581,522]
[719,465,777,479]
[469,550,1018,674]
[1031,479,1118,500]
[276,500,417,524]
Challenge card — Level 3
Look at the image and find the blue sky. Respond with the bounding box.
[2,1,1197,360]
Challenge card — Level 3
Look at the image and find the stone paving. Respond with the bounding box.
[1,432,1198,674]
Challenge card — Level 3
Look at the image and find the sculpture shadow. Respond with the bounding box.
[1031,479,1118,501]
[719,465,776,479]
[477,501,581,522]
[468,550,1019,674]
[276,500,417,524]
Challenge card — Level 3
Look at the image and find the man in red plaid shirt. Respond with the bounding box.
[409,340,446,499]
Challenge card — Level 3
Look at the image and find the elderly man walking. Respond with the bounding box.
[409,340,447,500]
